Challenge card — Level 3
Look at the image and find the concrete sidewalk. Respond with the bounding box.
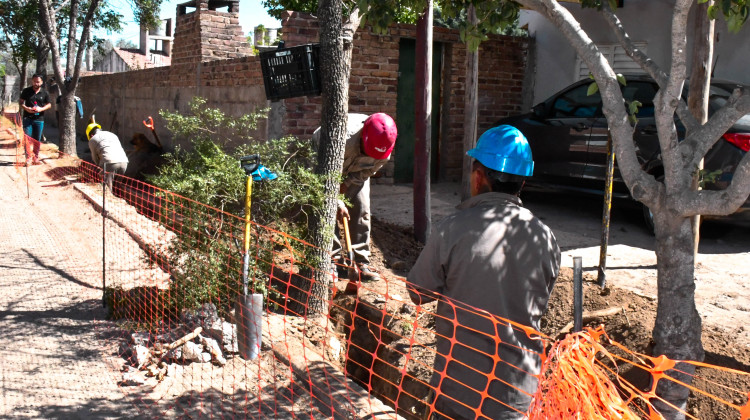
[0,136,143,419]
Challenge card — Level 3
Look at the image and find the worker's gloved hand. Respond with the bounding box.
[336,200,349,222]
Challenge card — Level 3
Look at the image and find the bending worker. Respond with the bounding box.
[312,113,398,282]
[86,123,129,189]
[407,125,560,419]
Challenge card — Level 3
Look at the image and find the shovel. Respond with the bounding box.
[142,116,164,151]
[235,154,276,360]
[342,216,360,293]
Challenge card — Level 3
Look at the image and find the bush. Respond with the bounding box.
[146,97,332,316]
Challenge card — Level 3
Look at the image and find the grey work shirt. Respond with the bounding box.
[89,130,129,168]
[311,113,388,189]
[407,192,560,419]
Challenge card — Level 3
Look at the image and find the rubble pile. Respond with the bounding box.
[118,303,240,386]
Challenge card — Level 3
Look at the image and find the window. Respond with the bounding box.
[622,81,658,117]
[576,42,648,80]
[551,83,602,118]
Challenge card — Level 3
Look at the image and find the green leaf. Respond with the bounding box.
[698,0,708,3]
[629,100,642,115]
[722,0,732,15]
[727,12,744,33]
[707,4,719,20]
[609,0,618,10]
[587,82,599,96]
[616,73,627,86]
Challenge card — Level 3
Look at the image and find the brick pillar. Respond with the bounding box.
[171,0,252,65]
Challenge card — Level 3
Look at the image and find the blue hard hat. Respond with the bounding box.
[467,125,534,177]
[251,165,278,181]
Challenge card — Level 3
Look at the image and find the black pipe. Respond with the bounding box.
[598,132,615,288]
[573,256,583,333]
[102,165,107,308]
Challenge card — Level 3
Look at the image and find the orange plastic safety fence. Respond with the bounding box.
[4,114,749,419]
[2,111,43,167]
[531,326,750,420]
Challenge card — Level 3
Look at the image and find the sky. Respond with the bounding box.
[100,0,282,45]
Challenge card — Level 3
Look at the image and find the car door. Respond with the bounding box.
[527,81,602,184]
[583,81,660,193]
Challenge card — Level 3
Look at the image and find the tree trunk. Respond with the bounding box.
[414,2,433,243]
[34,39,49,80]
[303,0,351,317]
[687,0,714,257]
[651,214,704,419]
[461,5,479,201]
[58,93,77,155]
[20,61,28,95]
[65,2,78,76]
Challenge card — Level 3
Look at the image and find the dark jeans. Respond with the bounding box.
[22,118,44,161]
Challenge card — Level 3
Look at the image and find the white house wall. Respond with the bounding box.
[520,0,750,105]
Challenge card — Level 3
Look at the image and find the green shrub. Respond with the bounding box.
[146,97,332,316]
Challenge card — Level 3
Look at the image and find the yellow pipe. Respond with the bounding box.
[243,175,253,253]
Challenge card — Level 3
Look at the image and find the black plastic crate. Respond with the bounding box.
[259,44,321,101]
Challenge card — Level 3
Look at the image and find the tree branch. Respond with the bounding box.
[53,0,71,15]
[341,6,362,47]
[600,0,698,132]
[655,0,693,194]
[71,0,101,85]
[675,153,750,217]
[37,0,65,85]
[517,0,660,207]
[681,87,750,171]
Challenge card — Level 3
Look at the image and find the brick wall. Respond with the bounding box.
[74,56,266,151]
[278,12,530,182]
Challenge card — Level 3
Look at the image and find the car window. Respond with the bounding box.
[550,83,602,118]
[622,82,658,117]
[707,84,733,114]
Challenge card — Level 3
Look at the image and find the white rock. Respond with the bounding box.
[328,336,342,360]
[130,332,151,346]
[133,345,150,367]
[208,320,238,353]
[120,370,146,386]
[200,335,227,365]
[181,341,204,362]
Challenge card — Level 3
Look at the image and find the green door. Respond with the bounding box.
[395,39,443,183]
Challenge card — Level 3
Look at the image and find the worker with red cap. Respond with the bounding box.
[312,113,398,282]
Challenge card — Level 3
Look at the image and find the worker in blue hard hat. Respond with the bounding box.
[406,125,561,420]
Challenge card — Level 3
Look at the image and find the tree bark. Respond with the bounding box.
[651,213,704,419]
[303,0,353,317]
[460,5,478,202]
[34,39,49,80]
[414,1,433,243]
[687,0,714,257]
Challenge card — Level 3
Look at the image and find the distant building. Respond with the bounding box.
[93,19,174,73]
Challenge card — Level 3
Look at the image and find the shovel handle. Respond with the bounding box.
[143,116,154,130]
[342,216,353,254]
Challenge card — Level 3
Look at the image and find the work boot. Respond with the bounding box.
[357,264,381,282]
